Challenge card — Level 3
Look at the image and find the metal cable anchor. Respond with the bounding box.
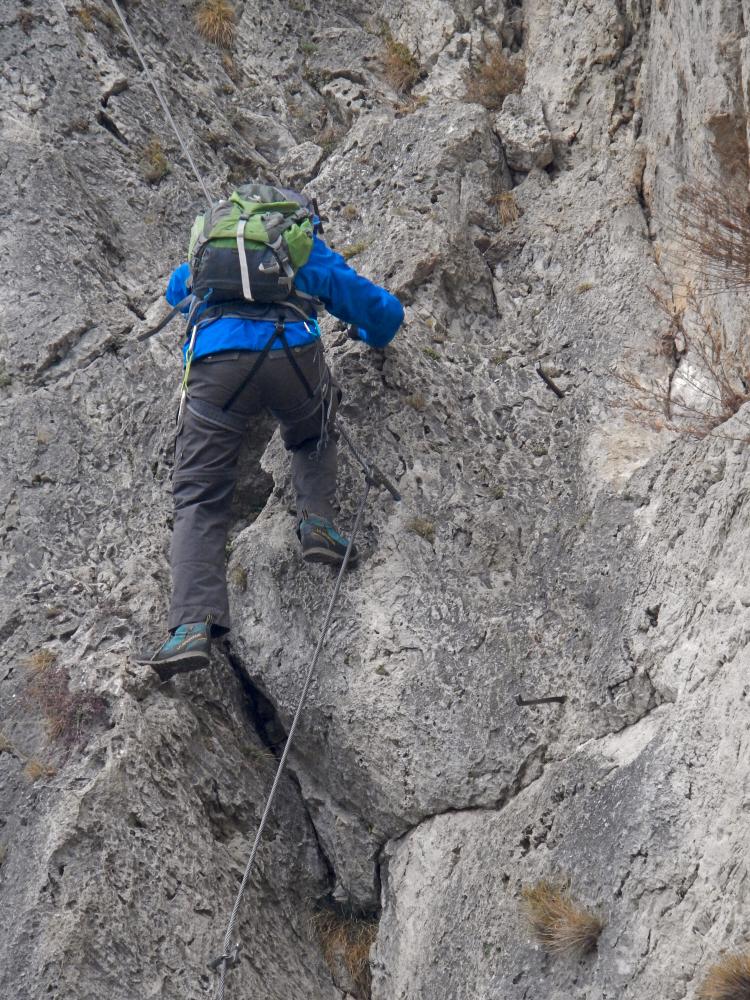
[338,425,401,501]
[208,943,241,973]
[363,460,401,501]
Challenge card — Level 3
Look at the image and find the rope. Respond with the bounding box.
[108,0,212,206]
[211,479,372,1000]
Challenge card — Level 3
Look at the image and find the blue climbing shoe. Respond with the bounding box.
[137,621,211,680]
[298,515,358,567]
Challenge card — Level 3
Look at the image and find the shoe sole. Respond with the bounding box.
[140,651,210,681]
[303,546,359,567]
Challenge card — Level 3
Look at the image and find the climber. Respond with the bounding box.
[138,183,403,680]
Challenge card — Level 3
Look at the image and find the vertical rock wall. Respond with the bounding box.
[2,0,750,998]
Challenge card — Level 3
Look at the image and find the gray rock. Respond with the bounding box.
[3,0,750,997]
[279,140,325,186]
[493,92,554,172]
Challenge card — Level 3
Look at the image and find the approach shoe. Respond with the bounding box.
[137,621,211,680]
[298,515,358,567]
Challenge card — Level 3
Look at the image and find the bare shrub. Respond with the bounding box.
[195,0,236,48]
[464,45,525,111]
[312,910,377,996]
[698,953,750,1000]
[613,288,750,441]
[521,880,603,956]
[669,149,750,291]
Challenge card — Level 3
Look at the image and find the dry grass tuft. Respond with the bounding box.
[23,648,58,675]
[316,123,344,155]
[464,45,526,111]
[23,758,57,783]
[221,52,240,82]
[491,191,521,225]
[613,287,750,441]
[24,653,108,748]
[96,4,121,31]
[394,94,429,116]
[408,517,435,543]
[312,910,377,996]
[74,5,96,31]
[521,880,603,956]
[340,241,368,260]
[195,0,236,48]
[698,952,750,1000]
[17,9,36,33]
[229,564,248,592]
[381,28,421,94]
[140,138,170,184]
[405,391,427,411]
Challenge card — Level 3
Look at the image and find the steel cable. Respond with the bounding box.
[212,479,372,1000]
[109,0,212,205]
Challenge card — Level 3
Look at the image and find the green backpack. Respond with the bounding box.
[188,183,315,305]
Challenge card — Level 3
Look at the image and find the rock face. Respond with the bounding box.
[493,92,553,171]
[2,0,750,999]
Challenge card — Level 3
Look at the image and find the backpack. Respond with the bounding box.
[188,183,315,305]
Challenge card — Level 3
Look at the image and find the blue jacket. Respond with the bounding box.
[166,235,404,361]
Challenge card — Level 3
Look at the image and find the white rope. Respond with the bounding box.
[108,0,212,206]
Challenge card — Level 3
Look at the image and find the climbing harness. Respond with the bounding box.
[210,438,399,999]
[108,0,212,206]
[220,319,319,412]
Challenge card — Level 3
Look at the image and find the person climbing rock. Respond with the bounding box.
[138,182,403,680]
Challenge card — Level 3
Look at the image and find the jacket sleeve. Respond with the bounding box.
[294,237,404,348]
[165,262,192,310]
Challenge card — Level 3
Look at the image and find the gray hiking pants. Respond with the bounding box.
[169,343,340,633]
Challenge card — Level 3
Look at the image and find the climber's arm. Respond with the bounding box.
[294,237,404,348]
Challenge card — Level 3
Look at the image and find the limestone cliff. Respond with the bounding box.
[2,1,750,998]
